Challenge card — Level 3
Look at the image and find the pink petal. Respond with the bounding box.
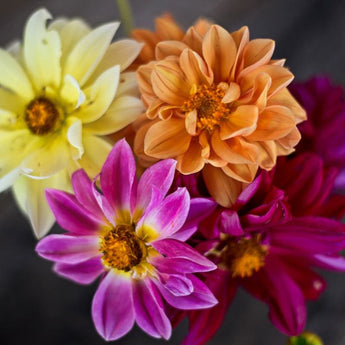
[151,238,216,273]
[219,209,244,236]
[71,169,104,219]
[54,256,104,284]
[45,189,104,235]
[182,270,236,345]
[100,139,137,218]
[155,274,218,310]
[159,273,194,296]
[136,159,177,211]
[171,198,217,241]
[137,188,190,239]
[133,279,172,339]
[36,234,99,264]
[92,271,135,341]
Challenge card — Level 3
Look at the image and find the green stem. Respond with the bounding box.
[116,0,134,37]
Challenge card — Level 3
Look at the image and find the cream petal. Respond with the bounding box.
[144,118,191,159]
[60,74,86,111]
[0,88,26,115]
[91,40,143,78]
[13,169,71,238]
[22,135,69,178]
[78,135,112,178]
[0,167,22,192]
[219,105,258,139]
[202,25,237,82]
[0,48,34,102]
[66,117,84,160]
[54,19,91,65]
[63,22,119,86]
[23,9,61,92]
[0,108,25,130]
[74,65,120,123]
[202,164,244,208]
[85,95,143,135]
[116,72,140,98]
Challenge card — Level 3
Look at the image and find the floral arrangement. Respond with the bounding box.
[1,4,345,345]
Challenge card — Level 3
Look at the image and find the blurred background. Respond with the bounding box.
[1,0,345,344]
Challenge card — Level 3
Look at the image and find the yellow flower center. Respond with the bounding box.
[182,84,233,132]
[99,224,147,272]
[223,236,268,278]
[25,97,60,135]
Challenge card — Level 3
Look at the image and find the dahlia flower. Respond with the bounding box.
[36,139,217,341]
[135,23,306,207]
[175,153,345,344]
[0,8,143,237]
[290,77,345,188]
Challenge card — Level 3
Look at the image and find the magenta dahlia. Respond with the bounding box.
[36,139,217,341]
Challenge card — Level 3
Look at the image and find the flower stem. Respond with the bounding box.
[116,0,134,37]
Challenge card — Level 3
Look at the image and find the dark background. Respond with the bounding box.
[1,0,345,344]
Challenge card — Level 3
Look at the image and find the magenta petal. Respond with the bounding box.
[182,270,236,345]
[151,239,216,273]
[71,169,104,219]
[54,256,104,285]
[172,198,217,241]
[159,273,194,296]
[133,279,171,339]
[45,189,104,235]
[155,274,218,310]
[92,271,135,341]
[139,188,190,239]
[136,159,177,211]
[36,234,99,264]
[219,209,244,236]
[100,139,137,215]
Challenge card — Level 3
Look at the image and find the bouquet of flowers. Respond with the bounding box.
[1,3,345,344]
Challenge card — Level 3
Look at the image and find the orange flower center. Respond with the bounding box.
[223,236,268,278]
[99,224,146,271]
[25,97,60,135]
[182,84,233,132]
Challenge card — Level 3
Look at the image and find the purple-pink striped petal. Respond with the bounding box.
[92,271,135,341]
[151,239,216,273]
[71,169,104,219]
[53,256,104,284]
[45,189,105,235]
[171,198,217,241]
[138,188,190,240]
[133,279,171,339]
[36,234,99,264]
[136,159,176,211]
[155,274,218,310]
[100,139,137,216]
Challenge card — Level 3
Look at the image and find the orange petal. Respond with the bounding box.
[151,60,191,105]
[276,126,301,149]
[144,118,191,158]
[183,27,203,55]
[176,138,204,174]
[193,18,213,36]
[202,25,237,82]
[155,16,184,40]
[159,104,181,120]
[131,29,158,63]
[242,39,275,72]
[180,48,212,85]
[239,65,294,97]
[222,82,241,103]
[219,105,258,139]
[137,62,155,98]
[230,26,249,79]
[185,109,197,135]
[199,131,211,159]
[246,105,295,141]
[156,40,189,60]
[212,130,258,164]
[255,140,277,170]
[202,164,245,207]
[269,59,286,66]
[222,162,258,183]
[268,88,307,124]
[147,98,165,119]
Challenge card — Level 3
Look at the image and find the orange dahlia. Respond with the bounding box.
[135,24,306,207]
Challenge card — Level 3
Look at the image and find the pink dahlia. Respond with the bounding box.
[176,152,345,345]
[36,139,217,341]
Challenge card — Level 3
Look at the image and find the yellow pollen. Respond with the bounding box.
[25,97,60,135]
[182,84,233,132]
[99,224,146,272]
[223,236,268,278]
